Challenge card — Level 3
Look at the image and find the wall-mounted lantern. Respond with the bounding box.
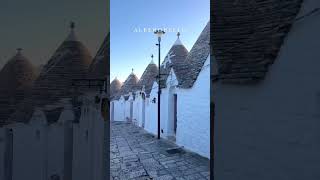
[152,97,156,103]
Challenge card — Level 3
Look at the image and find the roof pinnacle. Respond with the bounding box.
[151,54,155,64]
[70,21,75,30]
[173,32,183,46]
[65,21,78,41]
[16,48,23,54]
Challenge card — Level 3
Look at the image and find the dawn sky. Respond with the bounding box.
[0,0,109,69]
[111,0,209,82]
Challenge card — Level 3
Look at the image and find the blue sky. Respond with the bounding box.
[111,0,209,82]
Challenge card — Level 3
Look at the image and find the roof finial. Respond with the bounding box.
[70,21,75,30]
[131,68,134,74]
[173,32,182,46]
[17,48,23,54]
[151,54,155,64]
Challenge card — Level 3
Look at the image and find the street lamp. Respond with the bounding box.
[154,29,165,139]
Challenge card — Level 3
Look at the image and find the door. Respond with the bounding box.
[142,93,146,128]
[173,94,177,135]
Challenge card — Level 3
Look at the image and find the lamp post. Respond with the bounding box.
[154,29,165,139]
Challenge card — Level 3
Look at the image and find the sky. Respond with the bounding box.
[0,0,109,69]
[110,0,210,82]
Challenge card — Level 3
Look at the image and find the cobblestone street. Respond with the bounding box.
[110,121,210,180]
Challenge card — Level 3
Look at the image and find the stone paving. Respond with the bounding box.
[110,121,210,180]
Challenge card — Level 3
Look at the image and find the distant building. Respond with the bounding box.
[110,71,139,122]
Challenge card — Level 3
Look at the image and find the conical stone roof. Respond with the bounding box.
[8,22,93,124]
[160,33,189,88]
[137,61,158,96]
[180,22,210,88]
[212,0,302,83]
[88,33,110,79]
[32,22,93,104]
[116,72,139,99]
[0,49,37,126]
[110,77,122,99]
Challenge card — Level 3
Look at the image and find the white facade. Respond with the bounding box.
[133,91,147,128]
[144,82,159,136]
[0,95,106,180]
[214,1,320,179]
[0,128,5,180]
[160,69,179,139]
[177,55,210,158]
[72,95,105,180]
[111,99,125,121]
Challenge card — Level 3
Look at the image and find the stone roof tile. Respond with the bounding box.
[180,22,210,88]
[212,0,303,83]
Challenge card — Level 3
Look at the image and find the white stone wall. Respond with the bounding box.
[0,128,5,180]
[176,55,210,158]
[72,97,105,180]
[132,97,140,126]
[47,124,66,179]
[145,82,159,135]
[134,95,145,127]
[0,96,105,180]
[112,99,125,121]
[160,88,169,137]
[11,123,47,180]
[215,1,320,179]
[124,100,131,121]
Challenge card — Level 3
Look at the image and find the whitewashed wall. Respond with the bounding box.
[0,96,105,180]
[47,124,65,179]
[112,100,125,121]
[176,56,210,158]
[124,99,131,121]
[134,94,143,127]
[72,96,105,180]
[145,82,159,135]
[214,1,320,179]
[132,95,140,126]
[137,93,147,128]
[166,69,179,138]
[11,122,47,180]
[160,88,169,137]
[72,109,90,180]
[0,128,5,180]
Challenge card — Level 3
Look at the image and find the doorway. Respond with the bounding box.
[173,94,177,135]
[142,93,146,128]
